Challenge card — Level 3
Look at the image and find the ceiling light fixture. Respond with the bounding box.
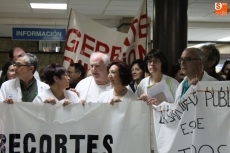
[30,3,67,10]
[217,36,230,41]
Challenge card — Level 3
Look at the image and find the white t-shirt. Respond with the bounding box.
[76,76,112,103]
[33,89,80,104]
[98,88,138,103]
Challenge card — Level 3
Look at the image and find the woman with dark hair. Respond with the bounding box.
[169,63,185,83]
[128,59,148,93]
[219,60,230,79]
[0,61,16,87]
[98,61,137,105]
[33,63,80,106]
[136,49,179,105]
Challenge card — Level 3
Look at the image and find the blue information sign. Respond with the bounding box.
[12,28,66,41]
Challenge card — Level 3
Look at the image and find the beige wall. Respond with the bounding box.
[0,37,65,74]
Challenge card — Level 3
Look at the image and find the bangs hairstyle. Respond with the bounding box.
[144,49,168,74]
[108,61,132,86]
[130,59,149,79]
[43,63,67,85]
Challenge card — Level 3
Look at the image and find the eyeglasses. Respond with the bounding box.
[146,59,161,65]
[178,57,201,63]
[13,63,31,68]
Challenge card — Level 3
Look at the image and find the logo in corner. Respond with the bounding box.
[215,2,228,15]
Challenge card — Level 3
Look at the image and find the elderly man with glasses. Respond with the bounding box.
[175,47,217,103]
[0,53,49,104]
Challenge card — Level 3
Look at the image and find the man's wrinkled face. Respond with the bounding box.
[90,56,108,83]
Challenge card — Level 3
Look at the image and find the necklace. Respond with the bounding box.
[113,88,128,97]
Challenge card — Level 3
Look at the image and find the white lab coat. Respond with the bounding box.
[98,88,138,103]
[136,74,179,98]
[175,71,217,104]
[0,78,49,102]
[33,89,80,104]
[75,76,112,103]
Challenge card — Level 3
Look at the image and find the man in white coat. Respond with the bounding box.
[1,53,49,103]
[75,52,112,103]
[175,47,217,103]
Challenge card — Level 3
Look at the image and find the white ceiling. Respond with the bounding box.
[0,0,230,41]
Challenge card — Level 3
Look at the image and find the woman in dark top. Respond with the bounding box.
[128,59,148,93]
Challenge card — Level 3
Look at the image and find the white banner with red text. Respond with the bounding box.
[0,101,151,153]
[152,81,230,153]
[63,0,147,69]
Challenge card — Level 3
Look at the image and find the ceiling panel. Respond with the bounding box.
[0,0,229,41]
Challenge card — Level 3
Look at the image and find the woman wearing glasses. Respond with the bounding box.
[136,49,179,105]
[33,63,80,106]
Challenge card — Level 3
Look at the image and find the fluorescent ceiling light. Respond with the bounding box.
[217,37,230,41]
[30,3,67,10]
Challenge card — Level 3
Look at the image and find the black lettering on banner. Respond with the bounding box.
[179,144,227,153]
[159,111,168,124]
[23,133,36,153]
[70,135,85,153]
[198,144,214,153]
[166,111,175,123]
[218,87,229,107]
[191,145,197,153]
[170,109,182,121]
[178,147,190,153]
[159,108,183,124]
[103,135,113,153]
[9,134,20,153]
[197,118,204,129]
[0,134,6,153]
[178,99,187,111]
[55,135,67,153]
[185,95,198,111]
[87,135,98,153]
[205,90,214,107]
[217,145,227,153]
[180,123,189,135]
[40,135,52,153]
[180,118,204,135]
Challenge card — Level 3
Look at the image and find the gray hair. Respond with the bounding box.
[200,44,220,67]
[187,47,205,61]
[90,52,110,67]
[18,53,38,74]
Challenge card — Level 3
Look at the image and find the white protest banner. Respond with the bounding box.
[63,0,147,69]
[0,101,151,153]
[152,81,230,153]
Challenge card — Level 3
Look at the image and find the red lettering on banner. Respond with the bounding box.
[81,34,95,58]
[95,41,109,54]
[138,44,146,59]
[110,46,122,61]
[65,29,81,53]
[139,14,147,38]
[130,19,138,42]
[128,49,136,64]
[123,38,130,47]
[78,60,88,72]
[122,52,127,63]
[63,56,74,65]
